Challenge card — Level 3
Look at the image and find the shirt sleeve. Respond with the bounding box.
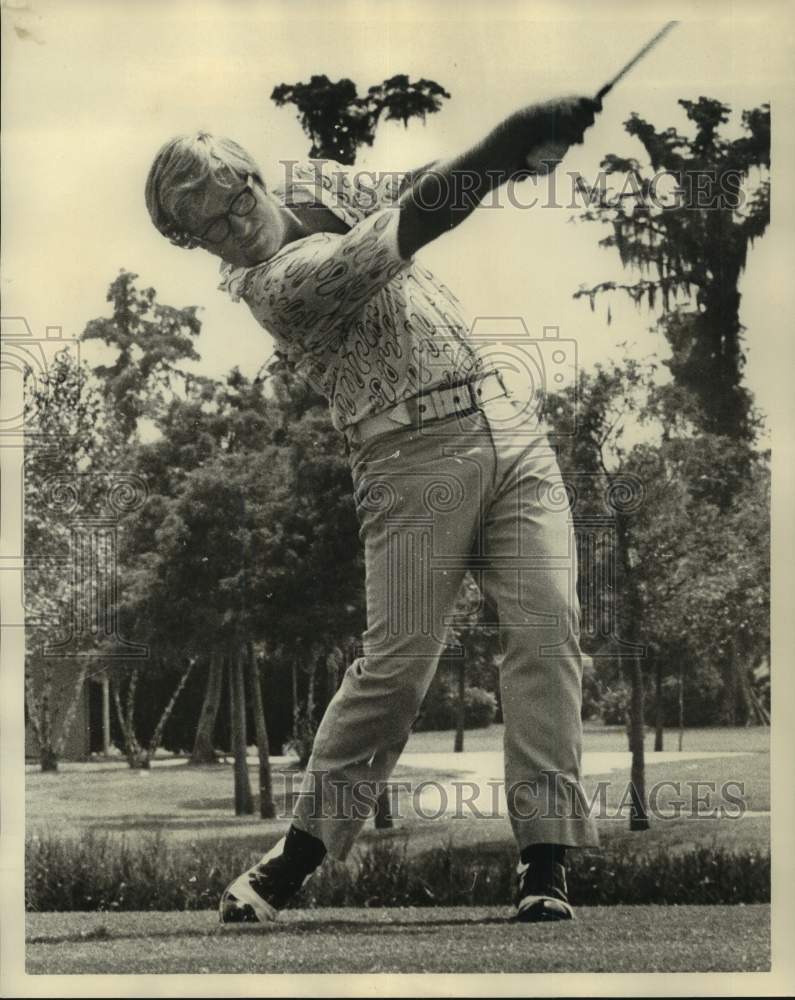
[240,203,412,351]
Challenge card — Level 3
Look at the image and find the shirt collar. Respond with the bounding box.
[217,259,250,302]
[217,159,353,300]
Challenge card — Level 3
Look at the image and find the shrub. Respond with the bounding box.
[464,687,498,728]
[25,832,770,912]
[414,680,497,731]
[599,685,630,726]
[283,710,317,767]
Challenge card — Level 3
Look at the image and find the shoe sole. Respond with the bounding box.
[219,874,279,924]
[514,895,575,922]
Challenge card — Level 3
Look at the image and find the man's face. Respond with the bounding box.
[180,171,289,267]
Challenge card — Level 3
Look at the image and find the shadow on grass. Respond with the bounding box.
[76,816,285,834]
[27,913,511,947]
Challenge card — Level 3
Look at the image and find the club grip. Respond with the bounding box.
[595,82,612,105]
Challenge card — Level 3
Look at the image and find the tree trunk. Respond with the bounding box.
[374,789,393,829]
[678,662,685,752]
[719,641,751,726]
[53,660,90,759]
[653,653,664,752]
[112,671,147,768]
[230,647,254,815]
[454,662,465,753]
[719,646,737,725]
[101,672,111,754]
[41,667,53,768]
[190,653,223,765]
[291,656,299,731]
[628,653,650,831]
[25,668,55,771]
[147,659,194,758]
[613,509,649,830]
[306,649,317,723]
[246,641,276,819]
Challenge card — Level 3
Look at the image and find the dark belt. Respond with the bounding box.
[343,370,509,448]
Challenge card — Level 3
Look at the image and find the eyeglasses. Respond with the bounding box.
[197,175,258,245]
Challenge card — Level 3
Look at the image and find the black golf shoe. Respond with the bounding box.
[514,856,574,922]
[219,827,325,924]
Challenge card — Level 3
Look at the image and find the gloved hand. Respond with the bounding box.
[522,95,601,174]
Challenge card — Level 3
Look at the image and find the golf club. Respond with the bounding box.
[527,20,680,169]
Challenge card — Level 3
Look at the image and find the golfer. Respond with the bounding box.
[145,94,601,923]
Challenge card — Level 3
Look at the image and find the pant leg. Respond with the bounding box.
[293,417,494,859]
[477,398,599,849]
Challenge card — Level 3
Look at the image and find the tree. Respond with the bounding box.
[189,653,223,764]
[548,349,770,787]
[81,269,204,438]
[444,573,501,753]
[575,98,770,449]
[110,657,194,769]
[574,99,770,725]
[549,355,670,829]
[247,642,276,818]
[271,73,450,164]
[76,271,217,766]
[23,348,119,770]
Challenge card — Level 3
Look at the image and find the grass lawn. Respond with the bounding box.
[353,811,770,860]
[407,724,770,754]
[582,749,770,813]
[26,724,770,860]
[25,906,770,974]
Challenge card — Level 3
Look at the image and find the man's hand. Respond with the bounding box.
[519,96,600,174]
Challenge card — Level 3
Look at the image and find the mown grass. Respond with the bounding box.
[582,749,770,813]
[25,906,771,974]
[26,743,770,845]
[406,724,770,754]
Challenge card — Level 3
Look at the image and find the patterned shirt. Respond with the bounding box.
[218,159,486,431]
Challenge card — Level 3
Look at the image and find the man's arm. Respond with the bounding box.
[397,96,599,259]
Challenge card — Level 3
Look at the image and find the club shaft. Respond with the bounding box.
[595,21,679,103]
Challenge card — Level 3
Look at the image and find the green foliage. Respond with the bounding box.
[547,354,769,728]
[26,832,769,911]
[282,710,317,769]
[414,679,497,732]
[575,97,770,444]
[81,270,204,439]
[271,73,450,164]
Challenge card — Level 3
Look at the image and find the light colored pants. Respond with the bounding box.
[293,395,600,859]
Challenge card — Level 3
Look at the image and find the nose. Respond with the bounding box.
[231,212,256,235]
[230,213,262,247]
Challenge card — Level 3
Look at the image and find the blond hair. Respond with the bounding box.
[145,132,264,248]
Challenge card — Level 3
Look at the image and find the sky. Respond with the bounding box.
[2,0,793,441]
